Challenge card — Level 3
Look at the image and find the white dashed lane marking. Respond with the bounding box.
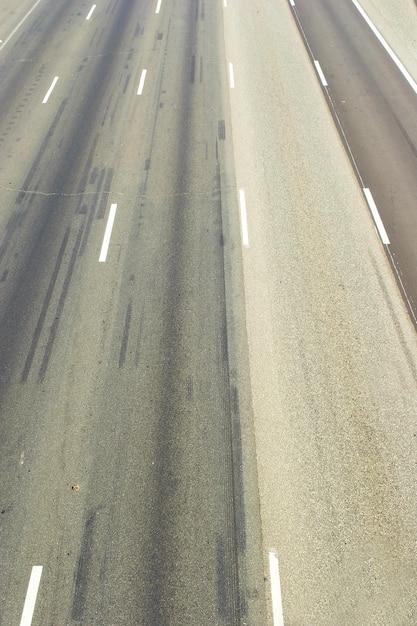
[20,566,43,626]
[86,5,96,20]
[269,552,284,626]
[238,189,249,247]
[42,76,59,103]
[363,188,390,244]
[99,203,118,262]
[137,69,147,96]
[314,60,328,87]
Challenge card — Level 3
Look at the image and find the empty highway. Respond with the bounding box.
[1,0,417,624]
[0,0,264,623]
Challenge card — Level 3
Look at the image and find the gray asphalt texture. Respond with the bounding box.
[3,0,417,624]
[294,0,417,323]
[0,0,265,623]
[224,0,417,623]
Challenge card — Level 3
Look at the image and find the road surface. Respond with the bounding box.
[2,0,417,624]
[0,0,264,623]
[224,0,417,623]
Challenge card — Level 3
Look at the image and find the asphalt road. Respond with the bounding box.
[0,0,265,623]
[292,0,417,324]
[224,0,417,623]
[3,0,417,624]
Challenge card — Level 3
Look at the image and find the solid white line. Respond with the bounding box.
[363,188,390,244]
[269,552,284,626]
[42,76,59,103]
[155,0,162,14]
[350,0,417,96]
[289,0,295,6]
[137,69,147,96]
[229,62,235,89]
[239,189,249,247]
[99,203,118,262]
[314,60,328,87]
[0,0,43,52]
[20,566,43,626]
[86,4,96,20]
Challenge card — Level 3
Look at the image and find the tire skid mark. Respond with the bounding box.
[38,225,84,382]
[15,99,68,205]
[21,228,70,383]
[79,168,106,256]
[118,299,133,368]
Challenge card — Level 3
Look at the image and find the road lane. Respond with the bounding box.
[224,0,417,622]
[291,0,417,324]
[5,0,417,622]
[0,0,265,623]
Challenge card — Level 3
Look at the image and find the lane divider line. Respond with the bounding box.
[0,0,43,52]
[99,203,118,262]
[350,0,417,96]
[229,62,235,89]
[155,0,162,14]
[137,69,147,96]
[20,566,43,626]
[239,189,249,247]
[86,4,96,20]
[42,76,59,103]
[314,60,328,87]
[363,188,390,244]
[269,551,285,626]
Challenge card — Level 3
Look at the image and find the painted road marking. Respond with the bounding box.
[289,0,295,6]
[239,189,249,247]
[314,60,328,87]
[86,4,96,20]
[269,552,284,626]
[0,0,43,52]
[20,566,43,626]
[137,69,147,96]
[99,203,118,262]
[42,76,59,103]
[229,62,235,89]
[350,0,417,96]
[363,188,390,244]
[155,0,162,14]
